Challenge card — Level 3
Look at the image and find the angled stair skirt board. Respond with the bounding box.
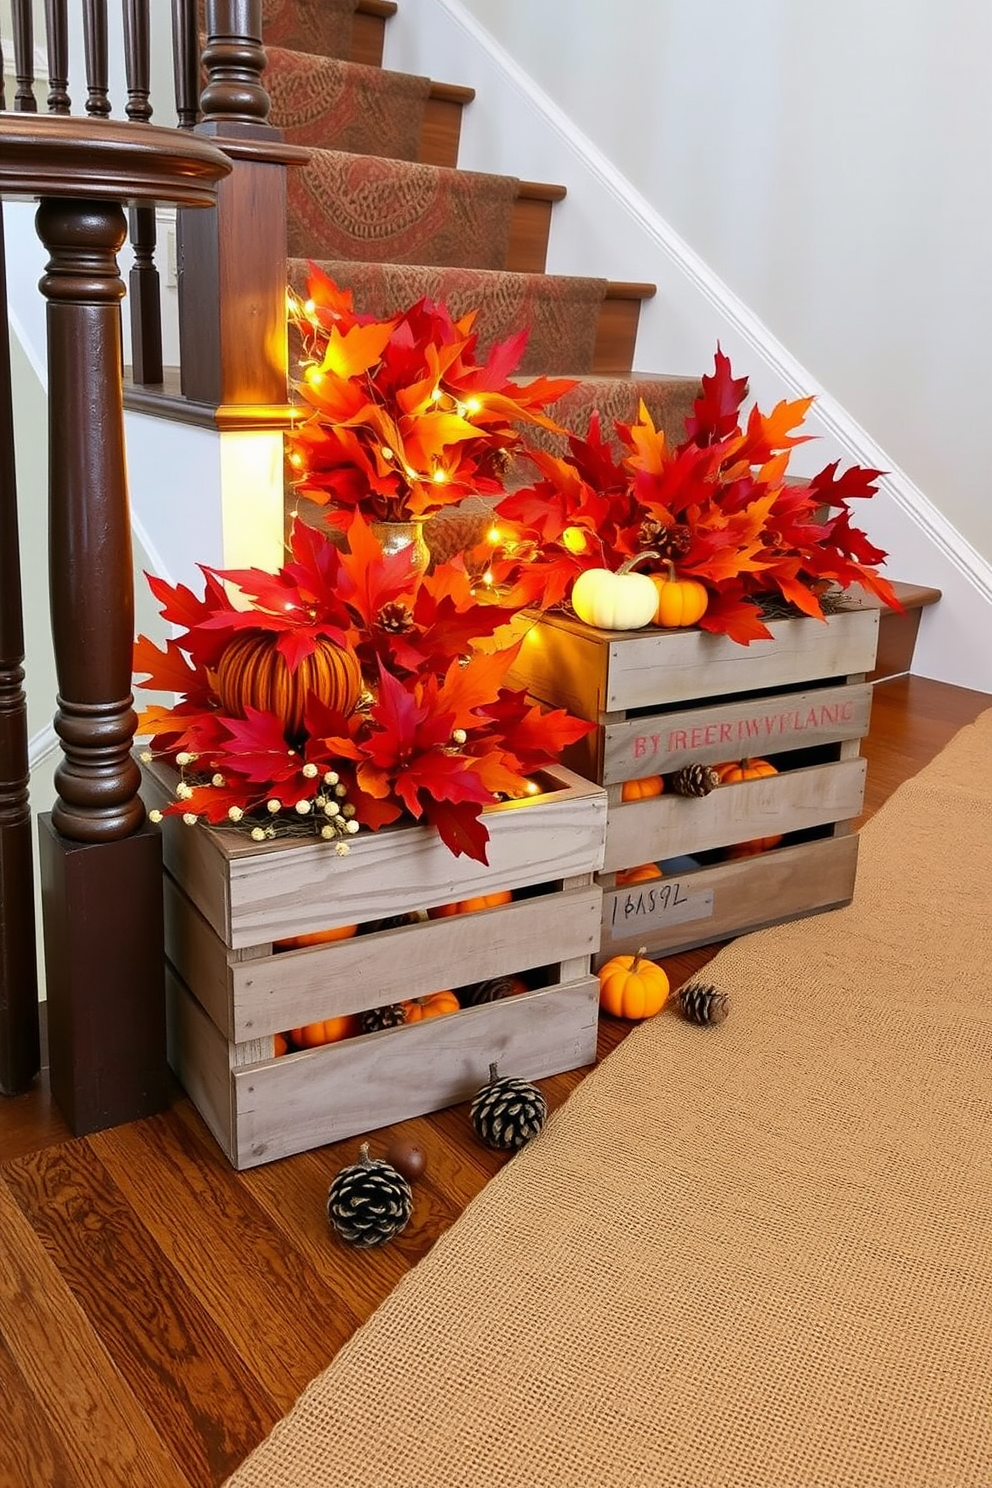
[224,706,992,1488]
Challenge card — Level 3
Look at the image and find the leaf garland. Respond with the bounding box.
[492,346,900,644]
[134,515,593,864]
[287,266,577,524]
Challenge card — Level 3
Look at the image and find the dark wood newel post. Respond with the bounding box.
[35,194,167,1133]
[0,111,231,1132]
[37,199,144,842]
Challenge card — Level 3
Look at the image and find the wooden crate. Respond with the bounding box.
[507,601,880,965]
[142,762,607,1169]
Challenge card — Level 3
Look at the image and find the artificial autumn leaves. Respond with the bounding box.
[493,349,898,645]
[135,514,591,864]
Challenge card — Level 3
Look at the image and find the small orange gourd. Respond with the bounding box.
[289,1014,358,1048]
[427,890,513,919]
[400,991,461,1022]
[275,923,359,951]
[215,630,362,737]
[651,562,709,628]
[620,774,664,801]
[615,863,663,886]
[597,947,670,1020]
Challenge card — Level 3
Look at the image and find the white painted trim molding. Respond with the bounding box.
[28,722,59,772]
[387,0,992,692]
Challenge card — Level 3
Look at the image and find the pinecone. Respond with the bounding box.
[326,1143,413,1247]
[655,522,693,561]
[670,763,720,797]
[460,975,524,1006]
[676,981,730,1026]
[358,1003,408,1033]
[470,1062,548,1150]
[376,601,415,635]
[636,516,663,549]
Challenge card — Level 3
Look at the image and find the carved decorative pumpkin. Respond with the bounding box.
[215,630,362,736]
[597,946,670,1020]
[400,991,461,1022]
[714,757,782,853]
[289,1014,358,1048]
[427,890,513,919]
[621,774,664,801]
[570,555,659,631]
[651,563,709,628]
[615,862,663,886]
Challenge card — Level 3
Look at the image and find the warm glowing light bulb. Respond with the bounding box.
[289,451,303,468]
[482,570,494,586]
[486,525,501,545]
[381,446,394,461]
[304,299,316,315]
[432,468,448,484]
[305,367,323,387]
[463,396,482,414]
[561,525,588,554]
[525,779,542,795]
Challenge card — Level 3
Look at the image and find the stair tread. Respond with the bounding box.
[886,581,941,608]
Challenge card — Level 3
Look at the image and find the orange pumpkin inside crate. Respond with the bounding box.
[714,756,783,854]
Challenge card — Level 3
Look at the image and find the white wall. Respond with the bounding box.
[386,0,992,690]
[449,0,991,565]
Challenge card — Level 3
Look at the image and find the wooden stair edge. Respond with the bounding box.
[871,581,941,683]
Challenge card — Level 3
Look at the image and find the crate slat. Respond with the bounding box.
[598,833,860,963]
[603,758,867,871]
[168,973,599,1169]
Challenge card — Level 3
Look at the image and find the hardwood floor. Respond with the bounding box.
[0,674,988,1488]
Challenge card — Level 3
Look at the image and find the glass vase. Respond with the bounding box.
[370,518,431,575]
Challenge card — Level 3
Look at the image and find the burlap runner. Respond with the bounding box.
[226,709,992,1488]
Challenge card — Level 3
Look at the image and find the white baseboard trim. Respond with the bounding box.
[29,723,59,773]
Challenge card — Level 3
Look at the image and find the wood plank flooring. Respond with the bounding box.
[1,674,988,1488]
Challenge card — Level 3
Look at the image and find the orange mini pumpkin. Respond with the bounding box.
[651,562,709,628]
[615,863,664,886]
[272,1032,290,1057]
[621,775,664,801]
[427,890,513,919]
[215,630,362,737]
[598,947,670,1020]
[400,991,461,1022]
[275,923,359,951]
[289,1014,358,1048]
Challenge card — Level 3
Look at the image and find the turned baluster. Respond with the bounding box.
[172,0,201,130]
[0,210,41,1095]
[10,0,38,111]
[44,0,72,115]
[82,0,111,118]
[123,0,163,384]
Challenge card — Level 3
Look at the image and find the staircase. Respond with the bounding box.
[260,0,703,484]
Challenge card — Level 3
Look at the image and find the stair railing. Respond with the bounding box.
[0,3,233,1126]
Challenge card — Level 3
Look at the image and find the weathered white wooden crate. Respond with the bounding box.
[507,600,880,966]
[142,761,607,1169]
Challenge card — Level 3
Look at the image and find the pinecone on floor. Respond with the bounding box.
[326,1143,413,1247]
[470,1062,548,1150]
[676,981,730,1025]
[358,1003,408,1033]
[670,763,720,797]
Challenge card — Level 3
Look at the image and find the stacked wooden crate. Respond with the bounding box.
[508,600,880,967]
[143,762,607,1169]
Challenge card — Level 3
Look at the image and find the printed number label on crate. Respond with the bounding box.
[606,879,714,940]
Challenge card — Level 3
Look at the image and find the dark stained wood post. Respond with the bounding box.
[81,0,112,118]
[176,0,309,408]
[0,114,230,1133]
[0,206,41,1095]
[172,0,201,130]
